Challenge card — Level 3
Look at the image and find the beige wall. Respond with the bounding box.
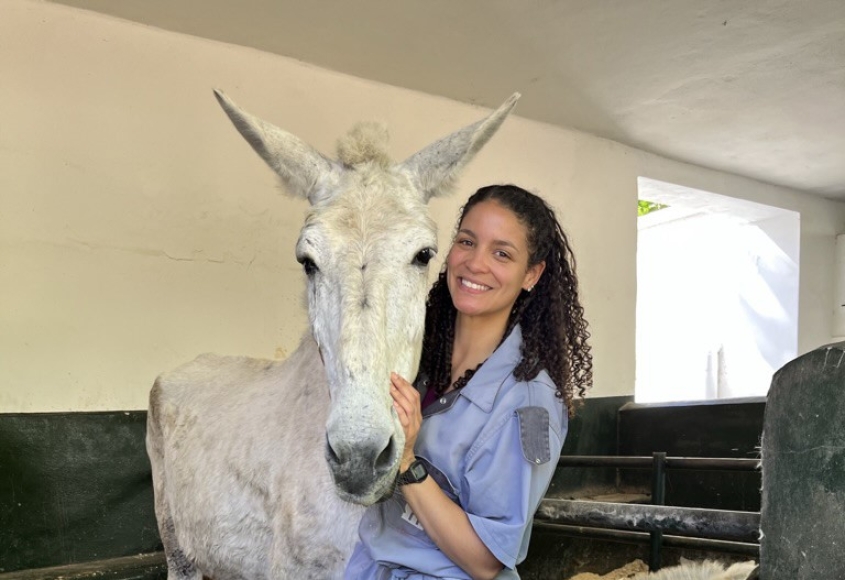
[2,0,844,412]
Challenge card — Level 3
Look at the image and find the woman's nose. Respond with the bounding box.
[465,249,487,272]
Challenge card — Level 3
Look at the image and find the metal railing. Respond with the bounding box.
[535,453,761,571]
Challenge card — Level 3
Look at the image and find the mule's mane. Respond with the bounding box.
[336,121,392,168]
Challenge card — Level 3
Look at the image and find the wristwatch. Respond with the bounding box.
[397,459,429,486]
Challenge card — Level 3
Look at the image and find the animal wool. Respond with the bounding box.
[629,560,757,580]
[566,559,757,580]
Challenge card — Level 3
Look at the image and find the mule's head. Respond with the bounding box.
[214,91,518,505]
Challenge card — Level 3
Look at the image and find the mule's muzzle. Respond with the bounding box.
[325,432,401,505]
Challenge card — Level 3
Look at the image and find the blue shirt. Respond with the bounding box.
[345,326,568,579]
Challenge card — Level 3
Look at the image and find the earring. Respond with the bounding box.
[525,286,534,293]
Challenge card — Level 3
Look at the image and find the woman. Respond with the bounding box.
[345,184,593,579]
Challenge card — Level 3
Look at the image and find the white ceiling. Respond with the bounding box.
[50,0,845,199]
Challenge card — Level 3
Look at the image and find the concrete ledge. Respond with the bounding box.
[0,552,165,580]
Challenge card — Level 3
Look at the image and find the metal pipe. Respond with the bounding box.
[535,499,760,543]
[557,455,759,471]
[532,522,760,557]
[649,452,667,571]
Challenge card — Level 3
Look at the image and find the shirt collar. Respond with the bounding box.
[459,324,523,413]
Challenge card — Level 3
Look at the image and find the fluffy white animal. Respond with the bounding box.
[145,91,519,580]
[628,560,757,580]
[567,559,757,580]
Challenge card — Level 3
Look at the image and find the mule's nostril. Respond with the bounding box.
[375,436,395,472]
[325,436,341,466]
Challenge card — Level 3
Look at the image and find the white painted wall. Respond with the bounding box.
[2,0,844,412]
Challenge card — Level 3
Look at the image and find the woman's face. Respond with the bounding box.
[446,200,545,321]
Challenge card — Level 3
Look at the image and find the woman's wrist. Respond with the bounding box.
[399,455,416,473]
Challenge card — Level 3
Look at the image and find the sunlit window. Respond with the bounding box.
[636,177,799,403]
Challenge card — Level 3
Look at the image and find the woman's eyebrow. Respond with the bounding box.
[494,240,520,253]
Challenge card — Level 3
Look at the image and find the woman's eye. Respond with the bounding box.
[495,250,511,260]
[412,248,435,267]
[297,256,318,276]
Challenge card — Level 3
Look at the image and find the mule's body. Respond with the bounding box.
[148,339,360,579]
[146,92,518,579]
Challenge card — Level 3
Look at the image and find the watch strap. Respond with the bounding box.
[397,459,428,486]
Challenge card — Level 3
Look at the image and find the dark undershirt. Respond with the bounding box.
[421,386,439,409]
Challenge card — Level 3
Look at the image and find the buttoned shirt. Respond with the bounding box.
[345,326,568,579]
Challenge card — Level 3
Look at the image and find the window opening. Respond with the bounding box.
[636,177,799,403]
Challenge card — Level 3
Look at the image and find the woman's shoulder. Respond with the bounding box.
[526,368,557,393]
[496,369,564,424]
[505,368,558,400]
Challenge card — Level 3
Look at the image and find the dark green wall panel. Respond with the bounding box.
[549,395,633,497]
[0,412,161,573]
[617,398,765,511]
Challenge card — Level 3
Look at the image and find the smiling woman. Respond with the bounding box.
[345,184,593,579]
[421,185,593,406]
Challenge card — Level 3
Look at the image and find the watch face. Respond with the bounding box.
[410,463,427,480]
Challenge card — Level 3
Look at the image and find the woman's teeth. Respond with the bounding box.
[461,278,489,291]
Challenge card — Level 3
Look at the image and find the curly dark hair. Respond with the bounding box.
[417,184,592,417]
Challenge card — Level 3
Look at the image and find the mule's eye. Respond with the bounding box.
[412,248,435,267]
[297,256,318,276]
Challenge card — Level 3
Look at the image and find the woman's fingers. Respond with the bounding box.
[391,381,409,426]
[390,373,417,412]
[392,395,410,425]
[390,373,422,455]
[390,372,417,398]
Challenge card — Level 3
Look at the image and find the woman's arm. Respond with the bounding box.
[390,373,503,580]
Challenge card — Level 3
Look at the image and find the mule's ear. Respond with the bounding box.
[398,93,520,202]
[214,90,340,205]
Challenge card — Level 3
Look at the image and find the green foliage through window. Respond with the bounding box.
[638,200,668,217]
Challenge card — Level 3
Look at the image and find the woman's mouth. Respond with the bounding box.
[460,277,490,292]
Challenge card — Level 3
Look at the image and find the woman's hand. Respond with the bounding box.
[390,372,422,471]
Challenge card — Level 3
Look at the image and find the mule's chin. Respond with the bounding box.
[333,471,398,506]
